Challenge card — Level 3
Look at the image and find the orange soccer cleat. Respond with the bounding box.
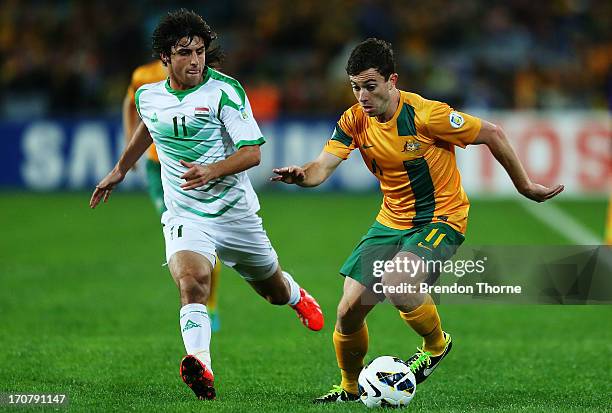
[180,355,215,400]
[291,288,324,331]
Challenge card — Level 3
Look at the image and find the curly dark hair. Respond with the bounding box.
[152,9,223,69]
[346,38,395,80]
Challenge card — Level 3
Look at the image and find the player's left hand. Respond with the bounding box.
[520,182,564,202]
[179,160,218,190]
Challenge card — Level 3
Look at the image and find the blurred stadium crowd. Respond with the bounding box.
[1,0,610,119]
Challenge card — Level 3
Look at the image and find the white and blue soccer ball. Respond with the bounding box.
[358,356,416,408]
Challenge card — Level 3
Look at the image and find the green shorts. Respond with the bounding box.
[339,221,465,287]
[145,159,166,215]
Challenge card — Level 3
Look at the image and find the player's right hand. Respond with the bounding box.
[89,169,125,209]
[271,166,305,184]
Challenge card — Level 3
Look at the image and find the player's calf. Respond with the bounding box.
[248,268,325,331]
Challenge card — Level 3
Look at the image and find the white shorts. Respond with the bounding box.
[162,213,279,281]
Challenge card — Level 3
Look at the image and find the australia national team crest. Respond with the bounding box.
[449,111,464,128]
[402,140,421,152]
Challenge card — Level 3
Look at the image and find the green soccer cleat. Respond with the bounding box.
[406,332,452,384]
[313,385,359,403]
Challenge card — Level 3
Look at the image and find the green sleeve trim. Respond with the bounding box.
[236,137,265,148]
[134,87,147,117]
[331,123,353,147]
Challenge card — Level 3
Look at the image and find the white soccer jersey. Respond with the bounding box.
[135,67,265,223]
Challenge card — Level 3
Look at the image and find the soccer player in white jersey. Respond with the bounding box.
[90,9,324,400]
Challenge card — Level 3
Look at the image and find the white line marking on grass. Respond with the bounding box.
[517,200,602,245]
[518,200,612,301]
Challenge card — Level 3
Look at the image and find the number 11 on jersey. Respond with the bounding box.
[173,116,187,137]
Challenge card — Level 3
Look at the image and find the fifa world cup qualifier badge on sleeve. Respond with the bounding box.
[239,106,249,120]
[449,111,464,128]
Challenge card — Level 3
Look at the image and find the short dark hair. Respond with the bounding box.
[152,9,223,68]
[346,38,395,80]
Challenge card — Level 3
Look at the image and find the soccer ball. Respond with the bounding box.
[358,356,416,408]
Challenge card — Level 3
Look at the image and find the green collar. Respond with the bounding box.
[164,67,212,101]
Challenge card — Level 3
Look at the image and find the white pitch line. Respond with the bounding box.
[518,200,612,301]
[517,200,602,245]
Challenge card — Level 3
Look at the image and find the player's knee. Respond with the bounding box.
[381,273,425,309]
[177,270,210,302]
[380,276,396,302]
[336,300,361,324]
[380,285,403,306]
[179,281,208,304]
[381,271,413,301]
[336,301,351,321]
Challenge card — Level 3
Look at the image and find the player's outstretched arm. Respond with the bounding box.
[472,120,564,202]
[90,122,153,208]
[271,150,343,187]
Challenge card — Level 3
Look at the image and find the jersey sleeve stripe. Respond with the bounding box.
[134,87,147,117]
[218,89,241,115]
[235,137,265,148]
[331,123,353,147]
[209,69,247,106]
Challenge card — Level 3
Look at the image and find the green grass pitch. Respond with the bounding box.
[0,192,610,412]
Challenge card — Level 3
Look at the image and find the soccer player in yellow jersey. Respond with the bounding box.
[123,60,223,331]
[273,38,564,403]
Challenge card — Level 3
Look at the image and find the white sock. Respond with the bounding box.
[180,303,212,372]
[282,271,301,306]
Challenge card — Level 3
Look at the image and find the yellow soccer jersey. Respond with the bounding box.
[324,91,481,234]
[126,61,167,162]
